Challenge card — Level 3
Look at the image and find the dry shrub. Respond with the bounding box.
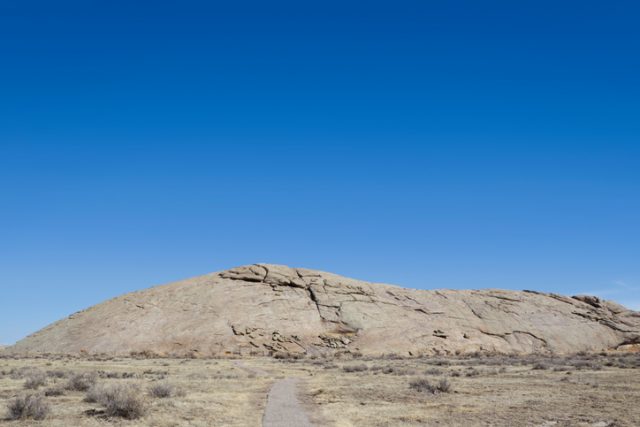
[614,354,640,369]
[86,383,146,419]
[6,394,50,420]
[382,366,416,376]
[148,381,185,398]
[273,352,303,360]
[382,353,403,360]
[410,378,452,394]
[342,364,369,373]
[44,387,65,397]
[84,383,108,403]
[66,372,97,391]
[465,368,481,377]
[129,349,161,359]
[10,367,39,380]
[24,373,47,389]
[47,369,67,379]
[569,360,602,370]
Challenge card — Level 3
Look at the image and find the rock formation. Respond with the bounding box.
[9,264,640,357]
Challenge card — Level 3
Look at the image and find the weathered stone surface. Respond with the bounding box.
[9,264,640,356]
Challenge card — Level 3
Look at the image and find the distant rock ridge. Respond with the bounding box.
[9,264,640,357]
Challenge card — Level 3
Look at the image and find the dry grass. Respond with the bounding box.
[0,356,270,426]
[305,352,640,426]
[0,352,638,426]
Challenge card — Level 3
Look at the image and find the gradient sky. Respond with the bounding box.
[1,1,639,344]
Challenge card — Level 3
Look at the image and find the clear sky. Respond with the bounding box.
[1,1,639,344]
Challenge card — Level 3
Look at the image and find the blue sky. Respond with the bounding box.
[1,1,639,344]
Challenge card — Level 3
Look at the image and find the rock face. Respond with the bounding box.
[10,264,640,357]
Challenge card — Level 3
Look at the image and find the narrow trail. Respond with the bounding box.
[262,378,314,427]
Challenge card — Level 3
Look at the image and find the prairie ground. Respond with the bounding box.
[0,352,638,426]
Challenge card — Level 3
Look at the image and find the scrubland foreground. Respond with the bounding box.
[0,352,639,426]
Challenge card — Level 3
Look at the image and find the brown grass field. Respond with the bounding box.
[0,352,638,426]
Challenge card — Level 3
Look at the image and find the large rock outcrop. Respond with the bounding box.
[10,264,640,356]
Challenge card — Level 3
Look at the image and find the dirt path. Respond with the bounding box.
[262,378,314,427]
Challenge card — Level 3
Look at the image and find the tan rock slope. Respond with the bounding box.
[10,264,640,357]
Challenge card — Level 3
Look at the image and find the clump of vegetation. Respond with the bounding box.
[129,349,161,359]
[532,362,549,370]
[381,366,416,376]
[425,368,443,375]
[84,383,108,403]
[273,352,303,360]
[85,383,146,419]
[465,368,481,377]
[566,359,600,370]
[9,367,42,380]
[6,394,50,420]
[24,372,47,389]
[382,353,403,360]
[612,354,640,369]
[44,386,65,397]
[342,364,369,373]
[148,381,185,398]
[319,360,338,369]
[66,372,97,391]
[410,378,452,394]
[46,369,67,379]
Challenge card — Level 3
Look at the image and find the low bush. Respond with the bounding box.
[46,369,67,379]
[44,387,65,397]
[148,381,185,398]
[410,378,452,394]
[6,394,50,420]
[465,368,481,377]
[85,383,146,419]
[66,372,97,391]
[381,366,416,376]
[24,373,47,389]
[273,352,303,360]
[342,364,369,373]
[84,384,108,403]
[569,360,602,370]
